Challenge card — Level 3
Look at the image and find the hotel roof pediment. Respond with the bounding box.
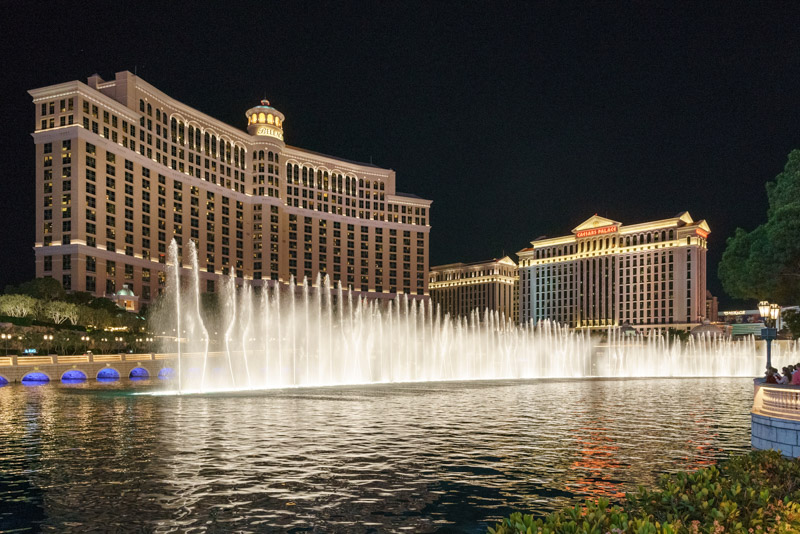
[690,219,711,232]
[572,215,621,233]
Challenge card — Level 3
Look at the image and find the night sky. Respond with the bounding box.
[2,3,800,307]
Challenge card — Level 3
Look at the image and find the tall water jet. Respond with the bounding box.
[167,240,182,393]
[188,242,210,392]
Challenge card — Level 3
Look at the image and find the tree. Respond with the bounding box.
[667,327,690,345]
[43,301,79,325]
[6,277,66,302]
[52,330,81,356]
[64,291,95,306]
[719,149,800,303]
[782,309,800,339]
[0,294,38,317]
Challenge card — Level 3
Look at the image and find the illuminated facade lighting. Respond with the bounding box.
[429,256,518,321]
[517,213,710,329]
[28,71,432,306]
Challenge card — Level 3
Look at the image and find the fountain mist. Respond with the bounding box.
[155,241,787,394]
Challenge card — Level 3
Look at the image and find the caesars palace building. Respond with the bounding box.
[29,71,431,309]
[517,213,709,330]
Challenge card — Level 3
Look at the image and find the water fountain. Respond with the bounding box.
[153,240,787,394]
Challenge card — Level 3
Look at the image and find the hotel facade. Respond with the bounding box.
[429,257,518,321]
[517,213,709,330]
[29,71,431,309]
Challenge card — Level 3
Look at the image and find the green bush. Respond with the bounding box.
[0,314,33,326]
[488,450,800,533]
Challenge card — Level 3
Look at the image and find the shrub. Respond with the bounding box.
[488,450,800,534]
[0,294,38,318]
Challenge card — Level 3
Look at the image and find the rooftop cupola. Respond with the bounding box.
[246,99,285,141]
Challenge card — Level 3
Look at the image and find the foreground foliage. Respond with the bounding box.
[488,450,800,533]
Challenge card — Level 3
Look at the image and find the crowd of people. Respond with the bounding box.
[765,364,800,384]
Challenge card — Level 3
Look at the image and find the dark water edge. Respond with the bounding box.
[0,377,753,533]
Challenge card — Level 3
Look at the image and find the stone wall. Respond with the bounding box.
[751,412,800,458]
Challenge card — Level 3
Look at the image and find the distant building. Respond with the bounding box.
[29,71,432,308]
[111,284,139,312]
[429,257,518,321]
[705,290,719,322]
[517,213,710,330]
[717,310,765,337]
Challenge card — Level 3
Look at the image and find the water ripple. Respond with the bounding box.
[0,377,754,533]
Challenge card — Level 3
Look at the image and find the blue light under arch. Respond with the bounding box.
[158,367,175,380]
[129,367,150,379]
[61,369,88,382]
[22,372,50,384]
[96,368,120,381]
[0,376,8,386]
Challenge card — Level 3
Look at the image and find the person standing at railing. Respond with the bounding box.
[792,365,800,385]
[766,368,780,384]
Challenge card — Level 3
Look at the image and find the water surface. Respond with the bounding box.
[0,378,754,533]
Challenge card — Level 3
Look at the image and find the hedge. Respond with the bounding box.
[488,450,800,533]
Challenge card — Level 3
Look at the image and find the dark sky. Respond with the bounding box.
[2,3,800,307]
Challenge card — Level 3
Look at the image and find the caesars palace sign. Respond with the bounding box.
[576,225,618,238]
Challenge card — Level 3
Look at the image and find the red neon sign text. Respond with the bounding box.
[696,229,708,238]
[576,225,618,238]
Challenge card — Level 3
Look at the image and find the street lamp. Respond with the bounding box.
[758,300,770,319]
[0,333,10,355]
[43,334,54,354]
[759,301,781,371]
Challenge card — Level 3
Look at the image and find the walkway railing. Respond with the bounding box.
[753,381,800,422]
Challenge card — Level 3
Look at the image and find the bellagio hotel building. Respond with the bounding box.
[28,71,431,308]
[517,213,709,330]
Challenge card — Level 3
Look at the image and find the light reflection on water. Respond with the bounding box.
[0,378,754,533]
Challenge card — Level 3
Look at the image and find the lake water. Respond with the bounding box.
[0,377,754,533]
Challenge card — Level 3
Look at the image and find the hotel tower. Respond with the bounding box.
[429,257,518,321]
[517,213,709,330]
[29,71,431,309]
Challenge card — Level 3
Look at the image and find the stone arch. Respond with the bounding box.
[170,112,189,125]
[61,369,88,382]
[0,375,8,386]
[96,367,121,381]
[129,367,150,379]
[22,371,50,384]
[158,367,175,380]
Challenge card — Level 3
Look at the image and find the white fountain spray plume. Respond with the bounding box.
[187,241,210,392]
[154,242,800,394]
[223,274,237,388]
[167,240,182,393]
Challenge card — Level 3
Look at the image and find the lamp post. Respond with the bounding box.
[1,333,9,356]
[758,301,781,371]
[42,334,54,355]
